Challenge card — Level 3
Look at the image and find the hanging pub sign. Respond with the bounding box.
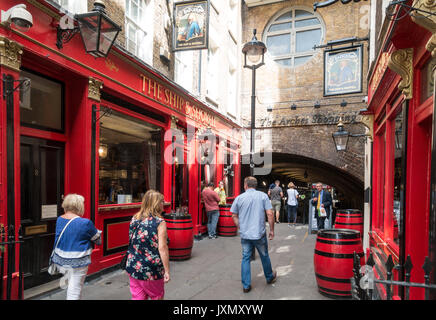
[324,45,363,96]
[173,0,209,51]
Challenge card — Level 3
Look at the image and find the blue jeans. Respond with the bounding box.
[287,205,297,223]
[241,234,274,289]
[207,210,219,237]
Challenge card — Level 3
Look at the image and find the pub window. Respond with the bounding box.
[392,104,406,247]
[375,127,386,232]
[420,56,436,103]
[19,70,64,132]
[98,108,162,205]
[264,8,324,67]
[199,134,216,191]
[173,129,189,211]
[222,147,235,198]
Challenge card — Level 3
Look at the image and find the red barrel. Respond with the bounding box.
[217,205,237,237]
[314,229,364,299]
[334,209,363,237]
[164,214,194,261]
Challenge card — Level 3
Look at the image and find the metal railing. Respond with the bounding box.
[0,225,24,300]
[351,251,436,300]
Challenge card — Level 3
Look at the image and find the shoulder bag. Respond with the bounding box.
[48,216,79,275]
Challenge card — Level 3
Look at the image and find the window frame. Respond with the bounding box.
[372,95,407,259]
[125,0,150,62]
[97,100,165,208]
[263,6,325,68]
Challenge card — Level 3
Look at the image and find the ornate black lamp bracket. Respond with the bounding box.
[56,24,80,50]
[386,0,436,21]
[2,74,30,100]
[93,106,113,123]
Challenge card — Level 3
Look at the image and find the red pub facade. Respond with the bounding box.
[0,0,241,298]
[365,1,436,299]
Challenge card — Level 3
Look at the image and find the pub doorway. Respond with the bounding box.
[20,136,65,289]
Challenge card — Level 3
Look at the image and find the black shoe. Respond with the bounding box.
[243,285,251,293]
[267,271,277,284]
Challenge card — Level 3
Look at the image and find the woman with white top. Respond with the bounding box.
[286,182,299,226]
[51,194,102,300]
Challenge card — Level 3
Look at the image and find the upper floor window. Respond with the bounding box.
[49,0,87,14]
[264,8,323,67]
[125,0,153,64]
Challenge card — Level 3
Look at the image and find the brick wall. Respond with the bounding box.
[241,0,370,182]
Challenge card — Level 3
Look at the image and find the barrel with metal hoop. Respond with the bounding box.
[217,204,237,237]
[314,229,364,299]
[334,209,364,237]
[164,214,194,261]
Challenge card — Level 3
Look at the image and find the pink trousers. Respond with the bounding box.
[129,276,165,300]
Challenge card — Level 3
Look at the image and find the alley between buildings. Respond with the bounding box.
[33,223,329,300]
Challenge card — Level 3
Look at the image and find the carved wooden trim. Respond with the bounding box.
[387,48,414,99]
[0,37,23,72]
[88,77,103,101]
[411,0,436,56]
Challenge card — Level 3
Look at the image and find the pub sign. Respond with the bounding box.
[324,45,363,96]
[173,0,210,51]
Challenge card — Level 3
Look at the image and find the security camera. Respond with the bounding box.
[1,4,33,32]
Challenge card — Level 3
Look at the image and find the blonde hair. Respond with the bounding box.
[135,190,164,220]
[62,194,85,216]
[288,182,295,188]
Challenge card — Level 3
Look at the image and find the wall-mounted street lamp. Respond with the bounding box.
[332,119,370,151]
[56,1,121,58]
[242,29,267,176]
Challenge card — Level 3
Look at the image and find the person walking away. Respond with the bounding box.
[125,190,170,300]
[311,182,332,230]
[51,194,102,300]
[268,180,283,223]
[202,182,220,239]
[231,176,277,293]
[214,180,227,205]
[287,182,300,226]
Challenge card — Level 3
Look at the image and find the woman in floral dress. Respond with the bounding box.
[125,190,170,300]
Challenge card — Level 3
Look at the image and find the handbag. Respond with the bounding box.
[319,207,327,218]
[48,216,79,275]
[120,223,139,271]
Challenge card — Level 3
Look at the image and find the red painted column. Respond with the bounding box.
[0,35,23,299]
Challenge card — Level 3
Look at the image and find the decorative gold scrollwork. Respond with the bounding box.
[387,48,414,99]
[0,36,23,72]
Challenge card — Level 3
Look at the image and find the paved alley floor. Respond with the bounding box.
[34,223,330,300]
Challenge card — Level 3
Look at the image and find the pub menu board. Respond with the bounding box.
[324,45,363,96]
[173,0,209,51]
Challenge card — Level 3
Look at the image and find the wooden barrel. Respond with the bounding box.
[334,209,363,237]
[164,214,194,261]
[314,229,364,299]
[217,205,237,237]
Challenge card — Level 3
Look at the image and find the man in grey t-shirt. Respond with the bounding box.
[268,180,283,223]
[231,176,277,293]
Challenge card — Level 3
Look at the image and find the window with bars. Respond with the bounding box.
[264,8,324,68]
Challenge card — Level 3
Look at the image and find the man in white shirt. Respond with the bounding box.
[286,182,299,226]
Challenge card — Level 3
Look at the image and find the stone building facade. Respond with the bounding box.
[241,0,371,206]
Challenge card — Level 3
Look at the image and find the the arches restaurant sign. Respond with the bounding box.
[258,110,363,128]
[173,0,210,51]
